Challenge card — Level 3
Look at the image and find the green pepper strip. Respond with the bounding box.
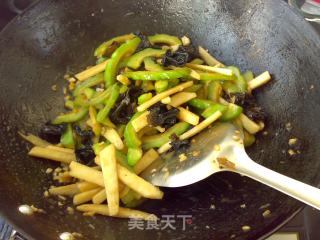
[207,81,222,102]
[127,48,166,69]
[60,124,75,149]
[201,103,242,122]
[223,66,247,93]
[155,80,168,93]
[144,57,163,71]
[243,70,254,82]
[185,84,202,93]
[188,98,215,110]
[142,122,190,149]
[199,72,234,81]
[148,34,182,46]
[73,73,104,96]
[244,130,256,147]
[96,84,120,123]
[52,108,88,124]
[138,93,153,105]
[123,68,190,81]
[94,33,135,58]
[121,189,145,208]
[124,112,145,148]
[78,86,112,107]
[105,37,141,86]
[127,147,143,166]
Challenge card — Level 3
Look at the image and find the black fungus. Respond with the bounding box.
[134,31,155,51]
[169,134,190,154]
[110,86,143,124]
[105,41,120,56]
[147,103,179,129]
[223,92,266,122]
[162,45,197,67]
[73,125,94,146]
[39,122,65,144]
[75,146,95,165]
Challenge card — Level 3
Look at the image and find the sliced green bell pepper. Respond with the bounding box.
[223,66,247,93]
[96,84,120,123]
[220,103,243,121]
[243,70,254,82]
[185,84,202,93]
[188,98,215,110]
[73,73,104,96]
[148,34,182,46]
[144,57,163,71]
[199,72,234,81]
[105,37,141,86]
[244,130,256,147]
[124,112,145,148]
[60,124,75,149]
[201,103,228,119]
[142,122,190,149]
[127,48,166,69]
[155,80,169,93]
[127,147,143,166]
[138,93,153,105]
[52,108,88,124]
[94,33,135,58]
[123,68,190,81]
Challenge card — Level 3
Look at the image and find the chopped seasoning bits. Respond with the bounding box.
[214,144,221,151]
[288,149,296,156]
[192,150,200,157]
[51,84,57,91]
[262,209,271,218]
[179,153,187,162]
[242,225,251,232]
[288,138,298,146]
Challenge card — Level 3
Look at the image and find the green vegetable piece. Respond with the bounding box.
[123,68,190,81]
[60,124,75,149]
[105,37,141,86]
[93,142,108,155]
[124,112,145,148]
[83,88,95,99]
[119,85,128,94]
[96,57,108,64]
[220,103,243,122]
[121,189,145,208]
[127,48,166,69]
[52,108,88,124]
[243,70,254,82]
[73,73,104,96]
[117,124,126,138]
[155,80,169,93]
[142,122,190,149]
[244,130,256,147]
[144,57,163,71]
[201,104,228,119]
[138,93,153,105]
[97,84,120,123]
[199,72,234,81]
[223,66,247,93]
[65,100,74,110]
[148,34,182,46]
[207,82,222,102]
[141,81,155,92]
[167,78,180,88]
[127,148,143,166]
[94,33,135,58]
[99,117,116,128]
[88,86,112,106]
[184,84,202,93]
[188,98,215,110]
[189,58,204,65]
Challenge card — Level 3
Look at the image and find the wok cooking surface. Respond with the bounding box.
[0,0,320,240]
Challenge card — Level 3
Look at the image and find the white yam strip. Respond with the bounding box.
[48,184,79,196]
[92,189,107,204]
[158,111,222,154]
[131,111,150,132]
[18,132,50,147]
[69,161,104,187]
[28,146,75,163]
[160,97,171,104]
[73,188,101,205]
[248,71,271,90]
[99,144,119,216]
[137,81,193,112]
[199,46,224,67]
[190,70,200,80]
[77,204,158,220]
[177,107,200,126]
[117,164,163,199]
[169,92,196,107]
[117,75,131,86]
[240,113,261,134]
[77,182,100,192]
[69,60,109,82]
[46,145,75,154]
[102,127,124,150]
[134,149,159,175]
[186,63,233,76]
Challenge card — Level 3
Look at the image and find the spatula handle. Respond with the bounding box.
[237,155,320,210]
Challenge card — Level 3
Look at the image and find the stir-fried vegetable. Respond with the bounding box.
[22,32,271,221]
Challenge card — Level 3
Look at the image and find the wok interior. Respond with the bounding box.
[0,0,319,239]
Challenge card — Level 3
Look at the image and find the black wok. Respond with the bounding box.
[0,0,319,239]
